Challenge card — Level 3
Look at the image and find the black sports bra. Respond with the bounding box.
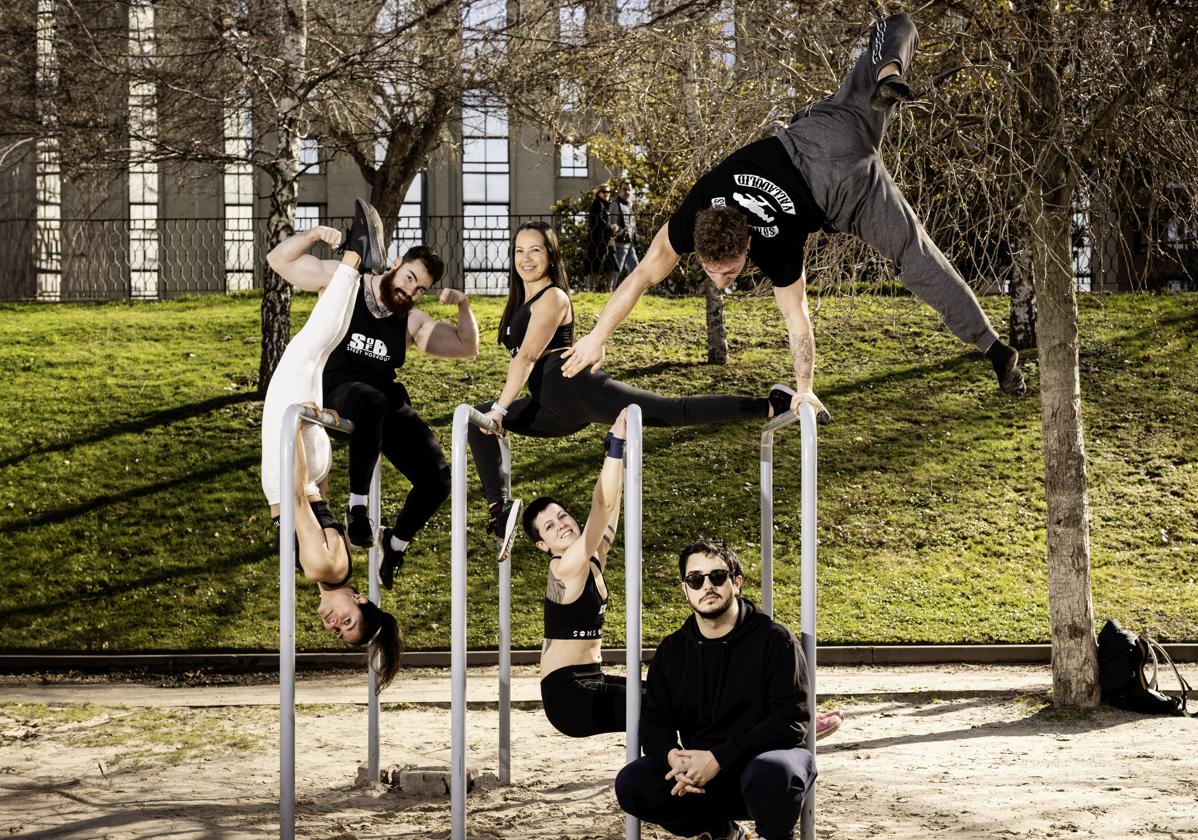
[543,557,608,640]
[282,501,352,588]
[502,285,574,359]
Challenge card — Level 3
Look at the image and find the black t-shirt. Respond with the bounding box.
[668,137,824,288]
[322,282,409,389]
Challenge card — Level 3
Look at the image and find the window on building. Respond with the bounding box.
[618,0,651,27]
[1072,208,1092,293]
[300,137,320,174]
[128,0,159,300]
[295,204,323,231]
[461,91,509,295]
[35,0,61,301]
[559,143,589,178]
[560,4,585,45]
[388,174,427,264]
[223,104,255,292]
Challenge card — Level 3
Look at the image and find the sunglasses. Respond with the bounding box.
[683,569,731,590]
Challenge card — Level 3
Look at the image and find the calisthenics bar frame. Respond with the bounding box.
[449,404,645,840]
[761,402,819,839]
[278,403,383,840]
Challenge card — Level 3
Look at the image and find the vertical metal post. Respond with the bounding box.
[760,427,775,616]
[625,404,643,840]
[760,409,798,617]
[279,404,300,840]
[498,438,512,785]
[367,458,382,782]
[798,403,818,840]
[450,404,471,840]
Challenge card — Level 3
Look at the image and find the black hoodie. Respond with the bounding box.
[639,597,810,776]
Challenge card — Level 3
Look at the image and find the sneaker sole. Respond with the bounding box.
[815,714,843,741]
[356,197,388,276]
[496,498,523,563]
[769,382,795,419]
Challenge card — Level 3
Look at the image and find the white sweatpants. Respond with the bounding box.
[260,264,360,506]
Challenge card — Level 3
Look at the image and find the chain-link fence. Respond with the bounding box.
[0,212,658,302]
[4,211,1192,302]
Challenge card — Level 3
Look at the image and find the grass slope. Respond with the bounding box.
[0,291,1194,652]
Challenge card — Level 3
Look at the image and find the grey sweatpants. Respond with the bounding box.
[778,12,999,351]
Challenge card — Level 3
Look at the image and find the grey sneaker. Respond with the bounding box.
[697,822,748,840]
[334,197,387,274]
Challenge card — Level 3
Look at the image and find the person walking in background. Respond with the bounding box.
[607,179,639,290]
[584,183,615,290]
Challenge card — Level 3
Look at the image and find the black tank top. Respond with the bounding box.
[543,557,608,640]
[323,281,409,388]
[502,285,573,359]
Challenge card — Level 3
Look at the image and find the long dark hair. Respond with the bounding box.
[497,220,573,345]
[353,600,403,694]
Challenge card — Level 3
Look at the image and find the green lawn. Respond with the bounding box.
[1,291,1194,652]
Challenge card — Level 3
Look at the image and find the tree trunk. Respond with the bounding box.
[256,0,306,396]
[704,280,728,364]
[1008,209,1037,350]
[1027,184,1100,709]
[258,169,298,395]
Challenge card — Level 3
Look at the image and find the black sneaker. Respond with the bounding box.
[346,504,374,548]
[335,197,387,275]
[378,527,405,590]
[987,340,1026,397]
[487,498,524,563]
[767,383,796,419]
[870,74,916,111]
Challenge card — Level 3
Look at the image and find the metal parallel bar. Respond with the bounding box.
[367,459,382,782]
[450,405,471,840]
[451,404,498,840]
[498,437,512,786]
[279,403,356,839]
[279,404,300,840]
[799,403,818,840]
[625,404,643,840]
[761,410,798,616]
[295,403,356,435]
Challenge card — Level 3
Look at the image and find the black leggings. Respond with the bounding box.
[470,353,769,506]
[323,378,451,542]
[540,662,644,738]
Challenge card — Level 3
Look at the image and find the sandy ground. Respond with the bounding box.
[1,667,1196,839]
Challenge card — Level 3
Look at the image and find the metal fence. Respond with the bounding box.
[0,212,620,302]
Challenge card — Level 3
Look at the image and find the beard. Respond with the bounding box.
[692,592,734,620]
[377,268,414,317]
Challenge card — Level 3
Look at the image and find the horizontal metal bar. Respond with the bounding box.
[296,404,355,435]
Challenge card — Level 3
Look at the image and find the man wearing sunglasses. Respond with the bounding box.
[615,538,839,840]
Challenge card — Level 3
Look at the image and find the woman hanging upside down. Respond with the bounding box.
[259,199,401,692]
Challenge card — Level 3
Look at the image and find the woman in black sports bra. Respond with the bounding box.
[469,220,795,540]
[523,412,638,737]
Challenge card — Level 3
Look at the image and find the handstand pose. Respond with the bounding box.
[562,11,1026,420]
[267,214,478,590]
[527,412,631,737]
[470,220,794,543]
[260,199,401,690]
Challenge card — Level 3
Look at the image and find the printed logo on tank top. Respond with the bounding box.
[345,333,391,362]
[571,628,602,639]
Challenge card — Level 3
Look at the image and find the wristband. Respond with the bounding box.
[604,432,625,459]
[491,401,508,418]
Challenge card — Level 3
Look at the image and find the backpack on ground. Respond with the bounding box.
[1097,618,1194,717]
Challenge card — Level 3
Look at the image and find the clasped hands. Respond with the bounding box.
[665,748,720,796]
